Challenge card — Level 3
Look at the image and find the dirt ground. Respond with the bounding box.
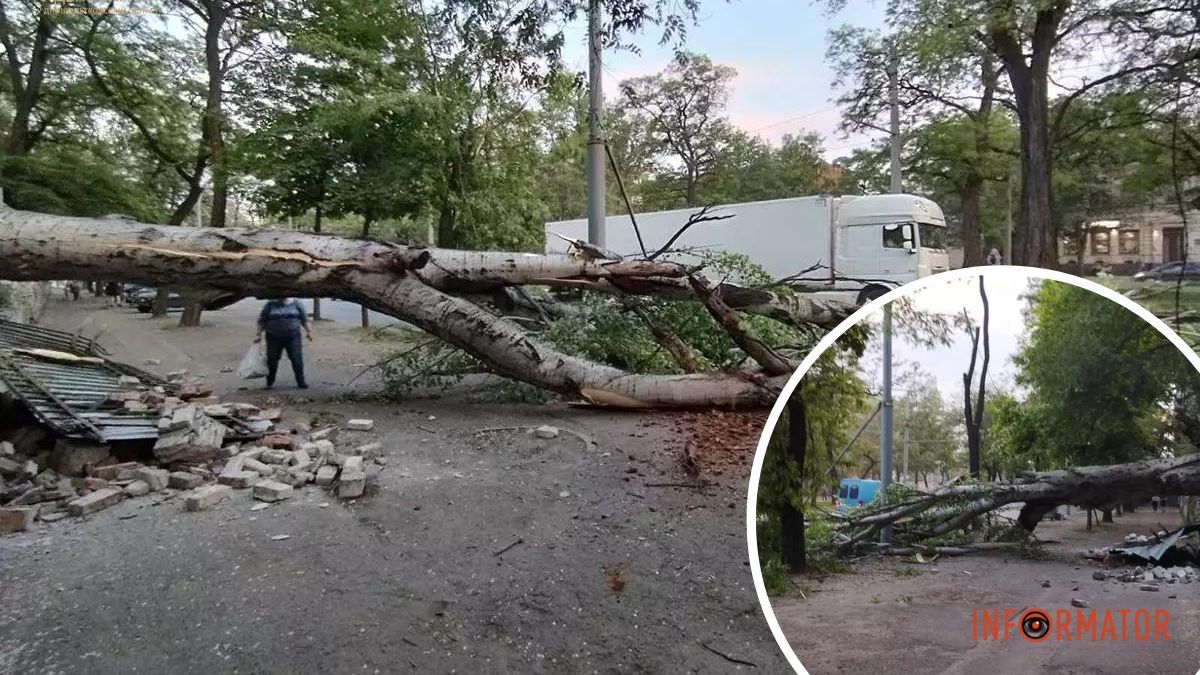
[0,296,787,673]
[771,508,1200,675]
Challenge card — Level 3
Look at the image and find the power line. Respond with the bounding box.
[748,106,839,134]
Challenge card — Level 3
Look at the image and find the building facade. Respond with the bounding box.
[1057,208,1200,275]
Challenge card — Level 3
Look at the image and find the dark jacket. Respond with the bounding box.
[258,299,308,338]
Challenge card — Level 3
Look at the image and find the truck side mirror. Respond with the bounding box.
[903,240,915,253]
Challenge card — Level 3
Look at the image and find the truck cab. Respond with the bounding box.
[833,194,950,303]
[835,478,882,514]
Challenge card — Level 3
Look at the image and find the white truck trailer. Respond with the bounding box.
[545,193,950,305]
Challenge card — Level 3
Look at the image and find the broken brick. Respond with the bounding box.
[217,470,258,489]
[89,461,142,481]
[0,506,35,533]
[346,419,374,431]
[185,484,231,511]
[262,434,293,449]
[252,480,294,503]
[168,472,204,490]
[68,488,124,516]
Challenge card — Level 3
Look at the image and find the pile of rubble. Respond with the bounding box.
[1095,564,1199,588]
[0,369,380,533]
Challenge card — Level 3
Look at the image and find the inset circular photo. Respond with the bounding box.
[747,266,1200,675]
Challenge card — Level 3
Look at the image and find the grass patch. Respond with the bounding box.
[893,567,922,578]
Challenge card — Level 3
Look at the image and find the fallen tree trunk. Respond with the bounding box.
[0,206,814,408]
[834,453,1200,550]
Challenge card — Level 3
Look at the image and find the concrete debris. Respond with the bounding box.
[337,455,366,499]
[315,465,338,486]
[250,502,270,511]
[261,449,291,465]
[534,425,559,439]
[252,480,293,503]
[185,484,231,511]
[1,366,392,533]
[308,427,334,441]
[1070,598,1088,608]
[168,472,203,490]
[89,462,141,481]
[1139,584,1160,592]
[217,470,258,489]
[68,488,123,516]
[134,467,169,492]
[123,480,150,497]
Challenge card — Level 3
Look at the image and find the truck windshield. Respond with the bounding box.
[919,223,947,250]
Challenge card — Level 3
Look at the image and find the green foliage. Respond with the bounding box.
[1,148,165,221]
[1013,280,1198,467]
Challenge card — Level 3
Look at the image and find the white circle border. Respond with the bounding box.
[744,265,1200,675]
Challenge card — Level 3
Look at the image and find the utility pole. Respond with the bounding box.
[902,399,909,482]
[586,0,606,247]
[887,39,902,195]
[880,304,895,545]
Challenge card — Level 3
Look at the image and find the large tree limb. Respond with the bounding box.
[835,453,1200,549]
[0,206,801,408]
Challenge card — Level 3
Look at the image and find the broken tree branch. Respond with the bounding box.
[0,205,798,408]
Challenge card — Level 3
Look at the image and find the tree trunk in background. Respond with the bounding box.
[0,207,832,408]
[179,0,229,329]
[960,180,984,267]
[990,6,1064,269]
[312,205,323,321]
[360,214,373,328]
[781,397,808,573]
[5,13,53,156]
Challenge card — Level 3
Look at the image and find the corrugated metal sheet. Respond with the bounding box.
[0,320,168,442]
[0,318,110,356]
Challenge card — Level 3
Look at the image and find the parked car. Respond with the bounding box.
[835,478,882,514]
[133,290,239,313]
[124,285,155,303]
[1133,262,1200,281]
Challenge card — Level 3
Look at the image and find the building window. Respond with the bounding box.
[1091,230,1111,255]
[1118,229,1139,254]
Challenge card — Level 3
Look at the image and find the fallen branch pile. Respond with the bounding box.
[0,205,858,408]
[832,454,1200,551]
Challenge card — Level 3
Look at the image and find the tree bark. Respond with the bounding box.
[781,397,807,573]
[988,4,1067,268]
[312,205,323,321]
[836,453,1200,549]
[0,206,832,408]
[960,180,984,267]
[5,12,52,156]
[360,214,372,328]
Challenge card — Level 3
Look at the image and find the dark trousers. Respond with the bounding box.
[265,333,306,386]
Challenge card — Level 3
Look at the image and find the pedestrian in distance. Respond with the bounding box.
[255,297,312,390]
[67,281,80,301]
[103,281,122,308]
[986,248,1003,265]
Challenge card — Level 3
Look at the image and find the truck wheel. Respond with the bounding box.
[856,285,891,306]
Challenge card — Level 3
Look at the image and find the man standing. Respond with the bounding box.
[255,297,312,389]
[986,248,1003,265]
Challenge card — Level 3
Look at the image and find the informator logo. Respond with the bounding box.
[972,607,1171,642]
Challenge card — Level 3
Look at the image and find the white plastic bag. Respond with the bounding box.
[237,342,268,379]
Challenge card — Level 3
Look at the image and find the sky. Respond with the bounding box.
[559,0,890,159]
[559,0,1121,161]
[858,274,1036,403]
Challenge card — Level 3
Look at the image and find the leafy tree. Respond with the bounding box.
[1015,280,1199,469]
[828,0,1200,267]
[618,52,738,207]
